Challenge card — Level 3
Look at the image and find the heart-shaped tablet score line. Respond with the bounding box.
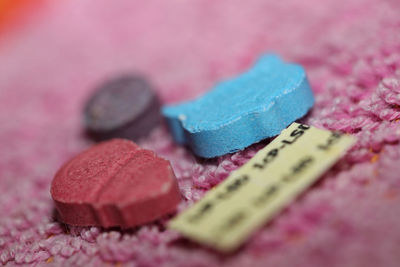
[52,140,140,203]
[92,151,173,227]
[51,140,140,226]
[51,139,181,228]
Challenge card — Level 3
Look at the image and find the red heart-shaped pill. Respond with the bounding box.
[51,139,181,228]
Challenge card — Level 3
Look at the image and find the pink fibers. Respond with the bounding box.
[1,0,400,266]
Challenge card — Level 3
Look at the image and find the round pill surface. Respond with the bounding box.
[84,75,161,141]
[51,139,181,228]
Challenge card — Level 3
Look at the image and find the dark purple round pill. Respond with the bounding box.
[84,75,161,141]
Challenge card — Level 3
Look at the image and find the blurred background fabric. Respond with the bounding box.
[1,0,400,266]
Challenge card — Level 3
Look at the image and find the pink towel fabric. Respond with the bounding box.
[1,0,400,266]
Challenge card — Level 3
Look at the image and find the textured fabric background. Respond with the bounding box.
[1,0,400,266]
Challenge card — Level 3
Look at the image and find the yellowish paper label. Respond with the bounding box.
[169,123,356,252]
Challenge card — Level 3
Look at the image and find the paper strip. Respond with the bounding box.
[169,123,356,252]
